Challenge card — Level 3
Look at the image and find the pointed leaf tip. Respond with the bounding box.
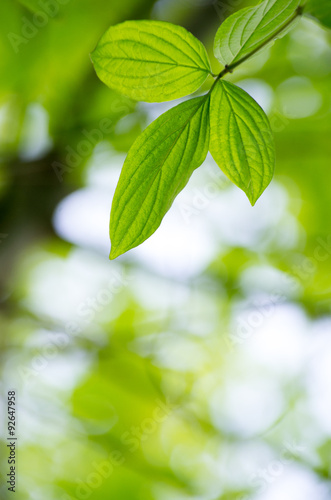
[109,95,210,257]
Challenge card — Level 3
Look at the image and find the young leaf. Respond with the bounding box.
[214,0,301,67]
[109,95,210,259]
[305,0,331,30]
[209,80,275,205]
[91,20,211,103]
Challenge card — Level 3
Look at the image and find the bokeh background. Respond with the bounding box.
[1,0,331,499]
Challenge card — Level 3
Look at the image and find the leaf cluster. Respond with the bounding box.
[90,0,331,259]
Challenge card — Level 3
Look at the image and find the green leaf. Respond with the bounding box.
[109,95,210,259]
[214,0,301,67]
[91,20,211,103]
[305,0,331,30]
[209,80,275,205]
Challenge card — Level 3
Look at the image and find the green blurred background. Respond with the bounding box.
[1,0,331,499]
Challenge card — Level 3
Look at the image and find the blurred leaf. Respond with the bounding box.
[306,0,331,29]
[110,95,210,259]
[214,0,301,66]
[91,20,211,102]
[15,0,40,12]
[209,80,275,205]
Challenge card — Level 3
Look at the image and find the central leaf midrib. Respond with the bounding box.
[222,84,252,190]
[97,35,209,71]
[94,55,209,72]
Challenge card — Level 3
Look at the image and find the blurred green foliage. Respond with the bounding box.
[1,1,331,500]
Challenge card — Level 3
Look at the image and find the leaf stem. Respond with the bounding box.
[212,4,305,84]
